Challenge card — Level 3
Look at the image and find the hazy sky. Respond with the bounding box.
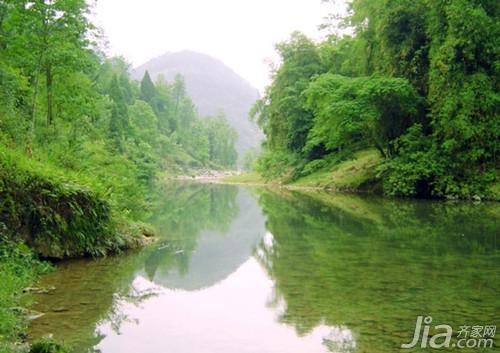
[93,0,345,91]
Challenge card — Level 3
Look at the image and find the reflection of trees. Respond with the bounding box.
[256,190,499,353]
[144,182,239,280]
[151,182,239,237]
[29,183,240,352]
[104,282,160,336]
[28,252,149,352]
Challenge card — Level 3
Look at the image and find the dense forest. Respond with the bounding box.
[251,0,499,200]
[0,0,238,253]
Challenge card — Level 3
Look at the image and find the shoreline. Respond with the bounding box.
[170,173,499,203]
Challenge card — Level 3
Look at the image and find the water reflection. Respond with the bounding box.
[96,259,345,353]
[28,186,499,353]
[144,182,240,282]
[255,190,499,352]
[145,185,266,290]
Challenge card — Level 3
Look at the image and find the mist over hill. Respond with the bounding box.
[133,51,263,161]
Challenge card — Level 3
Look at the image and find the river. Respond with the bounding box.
[27,183,499,352]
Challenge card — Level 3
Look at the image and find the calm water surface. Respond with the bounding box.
[28,183,499,352]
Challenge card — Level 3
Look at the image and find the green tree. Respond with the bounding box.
[204,113,238,168]
[129,100,159,148]
[108,103,123,152]
[17,0,92,126]
[107,74,129,145]
[252,32,325,153]
[305,74,419,157]
[151,76,175,133]
[254,0,499,198]
[140,70,156,103]
[425,0,499,197]
[349,0,430,94]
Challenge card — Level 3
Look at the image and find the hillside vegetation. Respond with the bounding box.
[251,0,499,200]
[133,51,263,160]
[0,2,238,349]
[0,0,239,256]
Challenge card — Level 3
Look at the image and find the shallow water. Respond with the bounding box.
[28,183,499,352]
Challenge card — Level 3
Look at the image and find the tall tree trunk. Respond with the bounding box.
[28,52,44,157]
[30,71,40,133]
[46,63,53,126]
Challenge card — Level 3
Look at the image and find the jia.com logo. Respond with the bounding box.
[402,316,496,349]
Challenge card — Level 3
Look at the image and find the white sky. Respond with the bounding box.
[92,0,346,91]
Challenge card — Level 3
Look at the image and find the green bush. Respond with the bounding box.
[30,338,68,353]
[254,150,297,181]
[0,147,123,258]
[380,124,441,197]
[293,151,351,180]
[382,124,497,199]
[303,159,328,175]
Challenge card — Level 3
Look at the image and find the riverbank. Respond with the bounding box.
[0,146,155,352]
[223,149,500,201]
[223,149,383,194]
[0,237,59,353]
[174,169,240,182]
[0,146,154,259]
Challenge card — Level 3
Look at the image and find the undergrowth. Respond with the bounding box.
[0,234,52,353]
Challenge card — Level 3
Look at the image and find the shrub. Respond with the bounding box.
[30,338,67,353]
[0,147,121,258]
[254,150,297,181]
[380,124,441,197]
[381,124,497,199]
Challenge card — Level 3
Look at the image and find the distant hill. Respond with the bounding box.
[132,51,263,161]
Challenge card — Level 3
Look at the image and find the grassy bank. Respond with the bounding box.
[0,146,150,259]
[0,145,155,352]
[224,149,383,193]
[226,150,499,201]
[290,149,382,192]
[216,172,266,185]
